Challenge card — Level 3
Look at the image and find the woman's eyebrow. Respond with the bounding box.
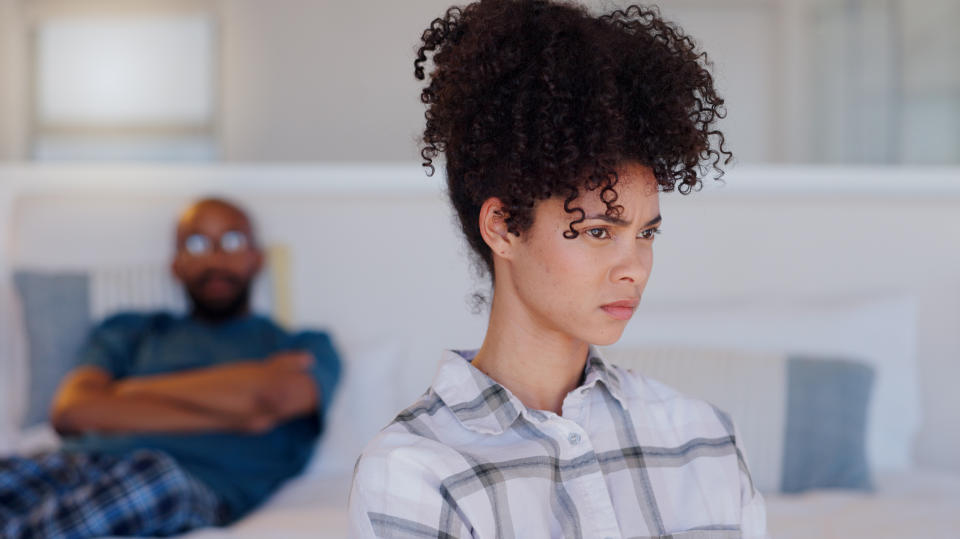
[584,213,662,227]
[643,215,663,228]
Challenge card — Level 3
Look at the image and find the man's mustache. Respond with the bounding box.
[194,270,245,288]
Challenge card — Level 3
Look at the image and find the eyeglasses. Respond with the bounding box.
[181,230,250,256]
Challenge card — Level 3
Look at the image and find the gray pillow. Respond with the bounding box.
[781,357,875,493]
[13,271,92,427]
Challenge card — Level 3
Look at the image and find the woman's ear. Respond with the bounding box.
[478,197,516,259]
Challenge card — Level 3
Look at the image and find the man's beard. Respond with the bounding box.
[185,270,253,323]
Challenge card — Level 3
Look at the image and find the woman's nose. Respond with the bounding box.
[613,243,652,284]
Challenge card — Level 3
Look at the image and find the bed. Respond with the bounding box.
[765,469,960,538]
[155,469,960,538]
[12,431,960,539]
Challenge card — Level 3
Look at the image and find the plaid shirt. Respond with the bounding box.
[349,347,767,539]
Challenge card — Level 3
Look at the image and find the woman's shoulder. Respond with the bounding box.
[607,361,685,401]
[354,390,465,478]
[607,362,735,434]
[349,391,478,537]
[351,398,485,521]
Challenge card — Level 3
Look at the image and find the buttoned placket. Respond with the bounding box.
[549,385,623,539]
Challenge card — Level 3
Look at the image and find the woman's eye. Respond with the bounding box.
[585,227,610,239]
[639,228,661,240]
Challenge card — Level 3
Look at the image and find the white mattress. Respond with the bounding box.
[765,469,960,539]
[143,474,353,539]
[144,468,960,539]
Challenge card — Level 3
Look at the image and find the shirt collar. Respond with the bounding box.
[432,345,627,435]
[581,345,627,406]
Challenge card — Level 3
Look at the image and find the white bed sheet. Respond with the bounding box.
[145,468,960,539]
[765,469,960,539]
[133,474,352,539]
[17,427,954,539]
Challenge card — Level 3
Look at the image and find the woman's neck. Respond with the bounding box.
[471,287,589,416]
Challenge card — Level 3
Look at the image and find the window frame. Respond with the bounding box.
[23,0,221,161]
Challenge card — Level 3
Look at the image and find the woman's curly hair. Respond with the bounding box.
[415,0,731,276]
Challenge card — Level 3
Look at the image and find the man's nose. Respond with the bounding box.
[200,250,235,270]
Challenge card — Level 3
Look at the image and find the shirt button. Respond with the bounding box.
[568,432,581,445]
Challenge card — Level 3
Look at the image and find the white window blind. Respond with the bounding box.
[32,13,217,161]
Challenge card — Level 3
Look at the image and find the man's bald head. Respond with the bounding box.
[176,198,257,249]
[172,197,263,322]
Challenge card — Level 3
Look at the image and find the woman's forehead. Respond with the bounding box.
[576,165,659,212]
[533,168,660,227]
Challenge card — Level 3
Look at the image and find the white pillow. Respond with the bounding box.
[305,338,414,478]
[600,346,787,493]
[618,294,919,472]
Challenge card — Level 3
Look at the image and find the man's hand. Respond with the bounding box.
[257,352,320,420]
[227,351,319,434]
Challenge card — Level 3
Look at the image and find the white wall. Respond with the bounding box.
[216,0,783,163]
[1,0,957,163]
[0,0,801,163]
[0,0,9,160]
[655,0,781,164]
[0,0,26,161]
[218,0,452,161]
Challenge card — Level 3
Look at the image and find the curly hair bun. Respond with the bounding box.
[415,0,730,275]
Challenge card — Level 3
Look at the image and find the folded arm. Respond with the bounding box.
[51,352,319,436]
[114,351,318,420]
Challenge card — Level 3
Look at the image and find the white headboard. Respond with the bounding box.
[1,163,959,472]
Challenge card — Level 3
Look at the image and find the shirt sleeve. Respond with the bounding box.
[733,422,768,538]
[348,436,472,539]
[288,331,342,421]
[74,313,153,378]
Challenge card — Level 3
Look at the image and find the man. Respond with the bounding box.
[0,198,341,538]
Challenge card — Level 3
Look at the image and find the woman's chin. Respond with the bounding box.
[585,325,628,347]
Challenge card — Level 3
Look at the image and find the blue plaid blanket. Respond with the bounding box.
[0,449,226,538]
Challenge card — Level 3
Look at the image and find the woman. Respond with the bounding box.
[349,1,766,537]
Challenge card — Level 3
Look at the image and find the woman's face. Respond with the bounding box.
[504,163,661,346]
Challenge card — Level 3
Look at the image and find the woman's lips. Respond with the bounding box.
[600,300,639,321]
